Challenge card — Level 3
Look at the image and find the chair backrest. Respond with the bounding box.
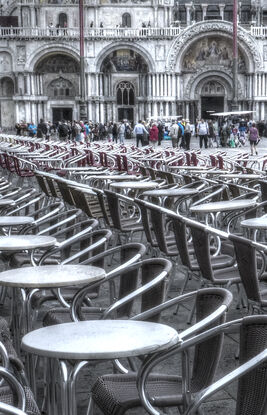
[190,288,227,392]
[236,315,267,415]
[229,234,261,303]
[187,221,214,282]
[55,180,75,206]
[103,258,172,321]
[170,213,192,269]
[134,198,158,248]
[35,173,52,198]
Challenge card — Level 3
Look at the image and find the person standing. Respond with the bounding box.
[169,120,179,148]
[112,123,118,143]
[118,121,126,144]
[37,118,47,139]
[157,122,164,146]
[197,119,209,149]
[133,120,148,147]
[184,119,191,150]
[149,123,158,147]
[249,122,259,155]
[28,121,37,138]
[58,119,69,141]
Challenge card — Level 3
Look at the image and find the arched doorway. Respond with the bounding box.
[117,81,135,122]
[200,80,225,119]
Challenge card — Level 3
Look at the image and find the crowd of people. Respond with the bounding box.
[13,117,265,155]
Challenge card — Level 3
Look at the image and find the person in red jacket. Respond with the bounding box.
[149,123,159,147]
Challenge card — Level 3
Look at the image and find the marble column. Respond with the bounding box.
[148,74,152,97]
[186,102,189,119]
[164,74,167,97]
[186,5,191,25]
[156,74,160,97]
[152,74,156,98]
[153,102,157,117]
[202,4,208,19]
[255,101,259,120]
[219,4,224,20]
[100,102,105,122]
[31,102,37,123]
[95,74,99,96]
[261,102,265,120]
[154,7,158,27]
[176,75,180,100]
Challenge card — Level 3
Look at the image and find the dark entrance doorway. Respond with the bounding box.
[201,96,224,119]
[52,108,72,124]
[118,108,134,123]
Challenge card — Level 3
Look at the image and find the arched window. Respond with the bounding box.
[116,82,135,106]
[122,13,131,28]
[48,77,75,98]
[179,6,186,23]
[59,13,67,28]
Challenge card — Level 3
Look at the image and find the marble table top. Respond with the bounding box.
[0,264,105,288]
[0,199,15,207]
[88,175,141,181]
[241,216,267,229]
[110,181,159,190]
[22,320,180,360]
[168,165,212,171]
[0,235,57,251]
[142,188,198,197]
[190,199,257,213]
[0,216,34,227]
[219,174,263,180]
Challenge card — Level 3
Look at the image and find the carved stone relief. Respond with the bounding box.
[47,76,76,98]
[16,46,26,65]
[0,53,12,72]
[35,55,80,73]
[155,45,165,61]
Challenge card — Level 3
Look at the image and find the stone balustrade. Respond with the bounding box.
[0,26,181,39]
[251,26,267,37]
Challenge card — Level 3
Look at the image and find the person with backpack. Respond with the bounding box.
[133,120,148,147]
[197,119,209,149]
[58,119,70,141]
[37,119,47,139]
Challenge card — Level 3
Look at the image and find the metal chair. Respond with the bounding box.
[181,315,267,415]
[229,234,267,314]
[90,287,233,415]
[42,257,171,327]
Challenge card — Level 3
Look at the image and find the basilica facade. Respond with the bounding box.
[0,0,267,127]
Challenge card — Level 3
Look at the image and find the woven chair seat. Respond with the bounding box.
[10,253,60,268]
[91,373,183,415]
[30,288,98,310]
[43,307,103,327]
[0,385,40,415]
[190,254,234,272]
[212,267,241,284]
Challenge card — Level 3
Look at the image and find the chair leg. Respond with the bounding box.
[86,396,95,415]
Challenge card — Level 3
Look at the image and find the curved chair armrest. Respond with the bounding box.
[0,402,27,415]
[101,269,170,320]
[0,367,26,412]
[136,317,243,415]
[226,200,267,233]
[183,349,267,415]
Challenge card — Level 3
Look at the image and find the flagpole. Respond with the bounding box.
[232,0,238,110]
[79,0,87,120]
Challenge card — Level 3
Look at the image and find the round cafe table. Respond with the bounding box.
[190,199,257,228]
[0,264,105,381]
[142,188,198,208]
[241,216,267,241]
[110,180,159,195]
[22,320,180,415]
[0,235,56,252]
[0,199,15,207]
[0,216,34,235]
